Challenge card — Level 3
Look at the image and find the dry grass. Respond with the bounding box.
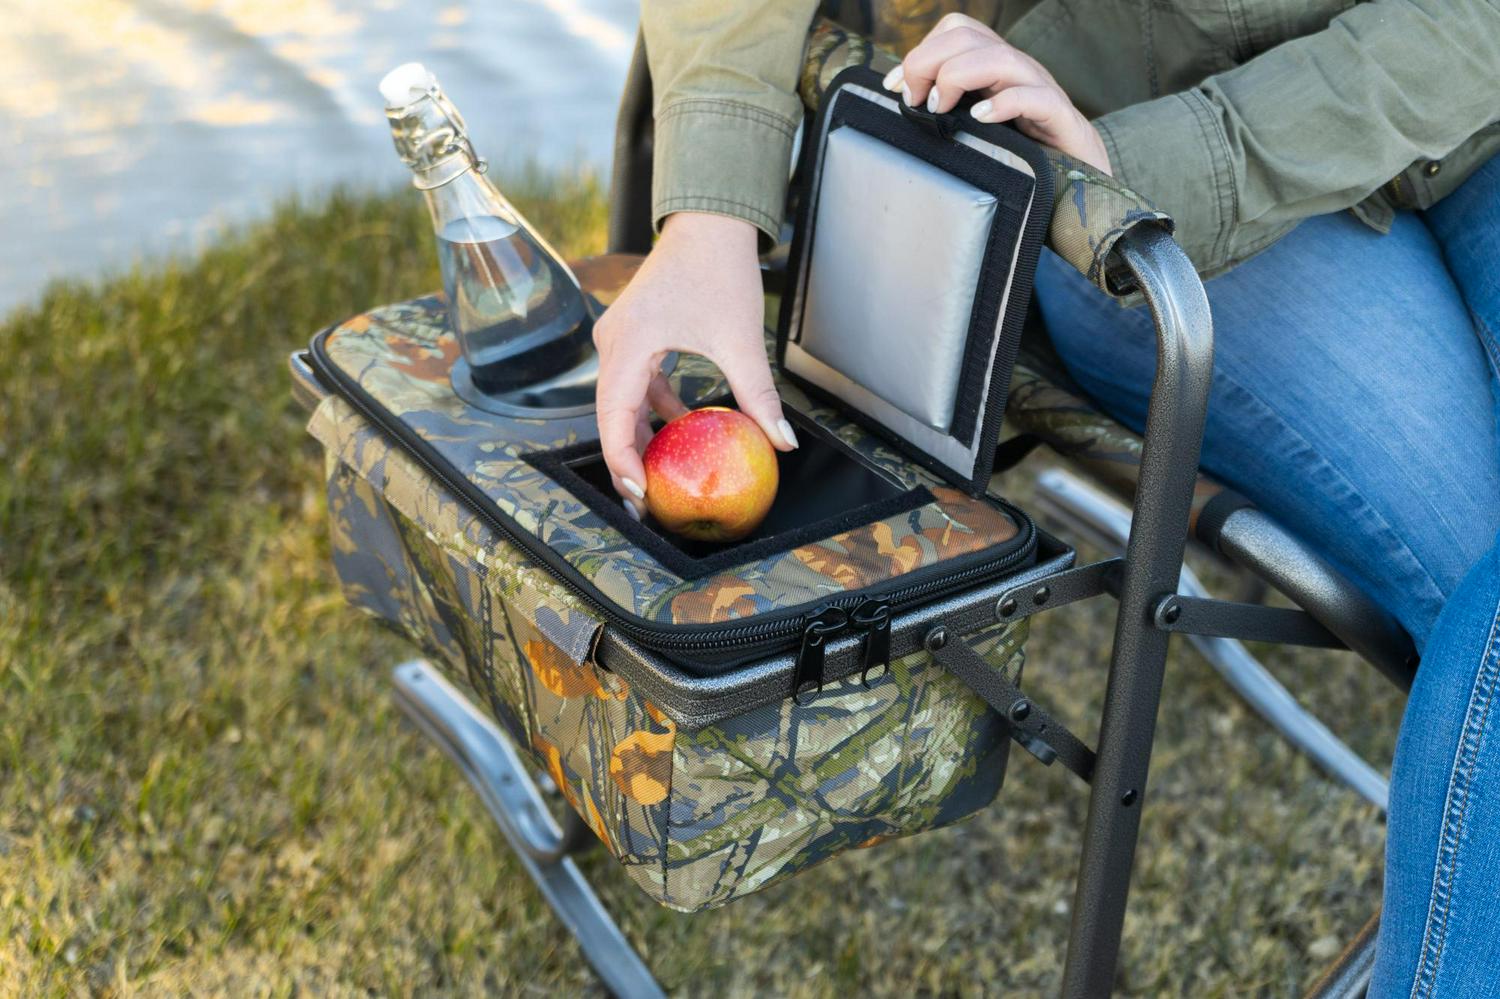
[0,173,1403,996]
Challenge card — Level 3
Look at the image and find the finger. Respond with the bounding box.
[710,339,798,452]
[646,371,688,421]
[930,45,1051,113]
[899,26,1001,110]
[970,84,1078,141]
[595,351,655,501]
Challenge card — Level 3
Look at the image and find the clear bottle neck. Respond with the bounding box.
[387,85,579,289]
[386,84,484,190]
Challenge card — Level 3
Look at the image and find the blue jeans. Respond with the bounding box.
[1035,154,1500,995]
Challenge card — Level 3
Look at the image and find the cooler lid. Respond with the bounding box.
[777,67,1053,495]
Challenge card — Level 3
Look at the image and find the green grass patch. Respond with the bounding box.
[0,171,1400,995]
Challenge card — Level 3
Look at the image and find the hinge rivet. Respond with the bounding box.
[1162,603,1181,624]
[1008,699,1032,723]
[924,626,949,653]
[1032,586,1051,606]
[997,597,1018,619]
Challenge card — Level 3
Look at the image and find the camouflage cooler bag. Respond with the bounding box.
[295,71,1074,912]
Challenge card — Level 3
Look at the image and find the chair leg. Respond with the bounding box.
[1060,227,1216,998]
[1036,467,1391,811]
[1304,912,1380,999]
[392,660,665,999]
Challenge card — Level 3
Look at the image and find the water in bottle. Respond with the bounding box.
[381,62,593,395]
[434,214,592,392]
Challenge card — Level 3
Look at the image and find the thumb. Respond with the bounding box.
[713,337,798,452]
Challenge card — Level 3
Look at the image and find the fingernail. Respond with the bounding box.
[622,499,642,522]
[971,99,992,120]
[882,65,904,91]
[621,477,646,500]
[777,419,800,450]
[926,87,940,113]
[901,84,915,107]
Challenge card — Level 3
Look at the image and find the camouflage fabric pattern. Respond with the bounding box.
[303,255,1033,910]
[1005,354,1225,531]
[799,17,1172,297]
[312,272,1023,631]
[313,378,1029,912]
[816,0,1002,64]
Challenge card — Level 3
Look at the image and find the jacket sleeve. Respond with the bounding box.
[642,0,822,245]
[1093,0,1500,273]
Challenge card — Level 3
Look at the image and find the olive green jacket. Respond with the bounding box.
[642,0,1500,277]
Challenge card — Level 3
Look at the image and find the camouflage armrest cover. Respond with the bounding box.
[800,19,1173,296]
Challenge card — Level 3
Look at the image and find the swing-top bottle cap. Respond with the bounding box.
[379,62,436,108]
[381,62,484,188]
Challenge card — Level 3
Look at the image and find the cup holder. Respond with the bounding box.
[451,351,693,420]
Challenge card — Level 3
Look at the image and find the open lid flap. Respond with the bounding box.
[776,67,1053,495]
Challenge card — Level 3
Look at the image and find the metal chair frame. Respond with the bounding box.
[379,39,1413,998]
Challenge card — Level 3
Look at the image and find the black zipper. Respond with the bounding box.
[307,330,1036,668]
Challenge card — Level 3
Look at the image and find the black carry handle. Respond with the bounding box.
[897,98,961,139]
[928,627,1097,783]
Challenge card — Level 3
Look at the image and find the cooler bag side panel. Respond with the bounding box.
[892,620,1025,829]
[519,623,677,875]
[314,398,680,887]
[324,453,464,668]
[659,618,1026,911]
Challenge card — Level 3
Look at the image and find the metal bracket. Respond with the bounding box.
[929,628,1097,784]
[1152,594,1345,649]
[993,557,1123,625]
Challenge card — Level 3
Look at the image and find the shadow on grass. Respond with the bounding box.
[0,169,1400,996]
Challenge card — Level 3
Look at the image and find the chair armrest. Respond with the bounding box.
[799,18,1173,296]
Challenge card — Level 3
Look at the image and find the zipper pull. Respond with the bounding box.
[852,599,892,686]
[792,605,848,704]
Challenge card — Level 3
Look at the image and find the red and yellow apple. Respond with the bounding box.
[643,407,780,542]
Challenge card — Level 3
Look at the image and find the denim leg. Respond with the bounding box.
[1371,535,1500,997]
[1035,210,1500,647]
[1424,154,1500,383]
[1370,155,1500,998]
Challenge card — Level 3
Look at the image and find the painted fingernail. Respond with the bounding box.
[621,477,646,500]
[622,499,642,522]
[971,99,992,120]
[777,419,800,450]
[882,65,904,91]
[902,84,915,107]
[926,87,941,113]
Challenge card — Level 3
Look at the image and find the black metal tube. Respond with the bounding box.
[1217,507,1417,691]
[1059,225,1216,998]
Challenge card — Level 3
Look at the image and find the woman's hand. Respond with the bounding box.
[884,13,1111,176]
[592,211,798,518]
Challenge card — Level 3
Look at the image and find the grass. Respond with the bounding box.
[0,169,1405,996]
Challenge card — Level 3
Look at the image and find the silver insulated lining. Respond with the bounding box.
[782,83,1036,485]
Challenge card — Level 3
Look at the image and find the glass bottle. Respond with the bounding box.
[380,63,593,395]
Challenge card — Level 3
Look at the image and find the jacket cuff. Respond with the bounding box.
[1094,90,1234,273]
[652,98,798,250]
